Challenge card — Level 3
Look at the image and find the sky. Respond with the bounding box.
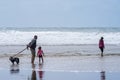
[0,0,120,28]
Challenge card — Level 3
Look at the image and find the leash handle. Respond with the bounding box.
[12,47,27,57]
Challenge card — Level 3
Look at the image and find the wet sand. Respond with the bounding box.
[0,54,120,80]
[0,44,120,55]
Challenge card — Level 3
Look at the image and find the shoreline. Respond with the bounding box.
[1,53,120,58]
[0,44,120,55]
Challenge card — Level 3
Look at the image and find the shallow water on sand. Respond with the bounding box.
[1,69,120,80]
[1,54,120,80]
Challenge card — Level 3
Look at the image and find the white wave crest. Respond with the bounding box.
[0,30,120,45]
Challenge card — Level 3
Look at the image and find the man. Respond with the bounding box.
[27,35,38,64]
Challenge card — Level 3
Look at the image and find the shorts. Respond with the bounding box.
[38,55,42,58]
[30,48,36,57]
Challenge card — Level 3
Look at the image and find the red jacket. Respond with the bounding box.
[99,39,104,48]
[37,49,43,56]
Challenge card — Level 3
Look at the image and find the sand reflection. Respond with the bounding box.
[100,71,106,80]
[30,63,44,80]
[38,63,44,80]
[10,64,19,74]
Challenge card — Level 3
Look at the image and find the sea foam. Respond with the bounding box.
[0,29,120,45]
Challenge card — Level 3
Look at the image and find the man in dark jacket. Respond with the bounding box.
[27,35,38,64]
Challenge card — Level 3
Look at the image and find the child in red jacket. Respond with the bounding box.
[37,46,44,64]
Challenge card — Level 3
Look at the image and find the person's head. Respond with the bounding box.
[101,37,104,40]
[38,46,41,50]
[34,35,37,39]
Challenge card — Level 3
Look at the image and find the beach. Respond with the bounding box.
[0,0,120,79]
[0,27,120,80]
[0,54,120,80]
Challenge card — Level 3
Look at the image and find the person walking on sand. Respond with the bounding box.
[37,46,44,64]
[27,35,38,64]
[99,37,105,57]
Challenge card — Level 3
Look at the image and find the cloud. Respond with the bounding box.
[0,0,120,27]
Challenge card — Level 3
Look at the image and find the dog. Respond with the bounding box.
[9,56,19,64]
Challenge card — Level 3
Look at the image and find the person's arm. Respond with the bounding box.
[103,40,105,48]
[27,39,35,48]
[99,40,101,48]
[29,39,36,47]
[42,50,44,56]
[37,50,39,57]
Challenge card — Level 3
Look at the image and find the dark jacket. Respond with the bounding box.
[99,39,104,48]
[29,38,37,49]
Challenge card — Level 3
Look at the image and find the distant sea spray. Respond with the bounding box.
[0,27,120,45]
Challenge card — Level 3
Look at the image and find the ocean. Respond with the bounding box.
[0,27,120,55]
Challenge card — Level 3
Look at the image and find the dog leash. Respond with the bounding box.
[12,47,27,57]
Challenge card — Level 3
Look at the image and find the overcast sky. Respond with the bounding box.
[0,0,120,27]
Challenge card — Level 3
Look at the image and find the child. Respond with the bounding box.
[37,46,44,64]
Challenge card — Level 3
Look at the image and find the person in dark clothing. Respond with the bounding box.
[99,37,105,57]
[27,35,38,64]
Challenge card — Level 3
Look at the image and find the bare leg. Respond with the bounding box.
[31,55,35,64]
[39,57,40,64]
[30,48,36,64]
[42,57,44,63]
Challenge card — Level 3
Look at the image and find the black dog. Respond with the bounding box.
[9,56,19,64]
